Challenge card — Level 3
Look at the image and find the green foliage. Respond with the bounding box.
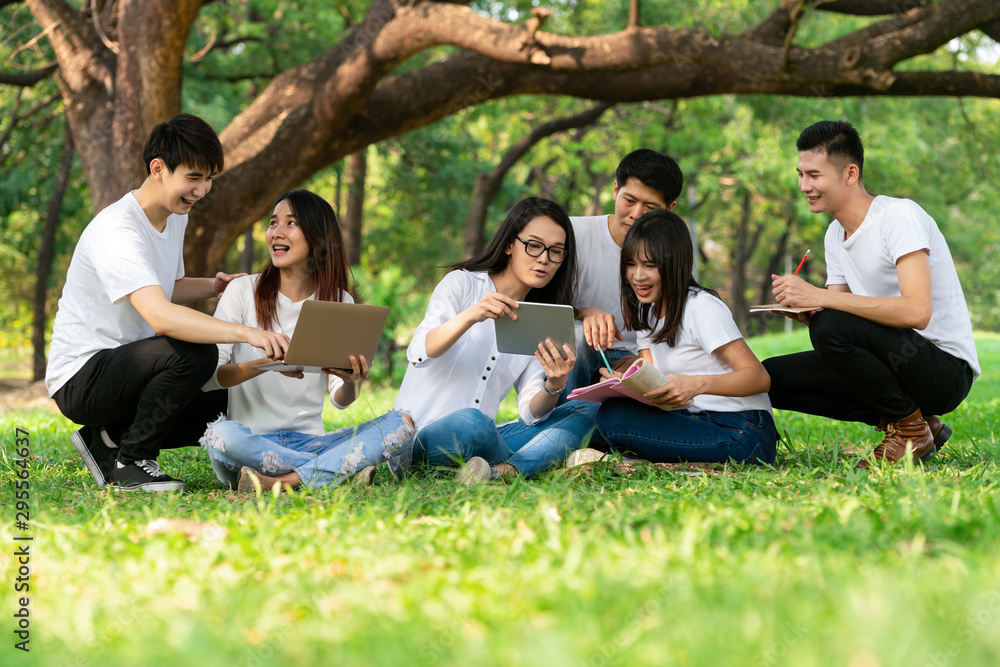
[353,264,432,384]
[1,332,999,666]
[0,5,90,346]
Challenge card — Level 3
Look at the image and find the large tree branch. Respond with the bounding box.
[0,64,57,86]
[817,0,933,16]
[825,0,1000,69]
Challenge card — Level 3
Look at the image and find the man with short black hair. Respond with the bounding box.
[47,114,290,491]
[763,120,979,466]
[562,148,685,395]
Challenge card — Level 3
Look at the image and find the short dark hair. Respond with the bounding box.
[615,149,684,205]
[796,120,864,178]
[142,113,224,175]
[619,209,718,347]
[451,196,577,306]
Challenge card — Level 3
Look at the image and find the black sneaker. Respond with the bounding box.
[69,426,118,488]
[112,459,185,492]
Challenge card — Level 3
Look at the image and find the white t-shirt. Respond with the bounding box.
[46,192,186,396]
[637,290,772,414]
[202,275,349,436]
[393,270,549,430]
[570,215,637,349]
[825,195,980,379]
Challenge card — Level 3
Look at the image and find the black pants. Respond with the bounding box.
[53,335,228,463]
[762,309,973,426]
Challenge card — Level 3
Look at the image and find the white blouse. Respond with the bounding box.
[203,275,349,435]
[393,270,550,430]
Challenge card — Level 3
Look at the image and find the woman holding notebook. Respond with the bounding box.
[199,190,414,491]
[395,196,599,484]
[572,209,777,466]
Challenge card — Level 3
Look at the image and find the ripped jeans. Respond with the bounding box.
[200,409,415,488]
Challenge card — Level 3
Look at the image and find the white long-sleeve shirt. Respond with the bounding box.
[393,270,550,430]
[203,275,350,435]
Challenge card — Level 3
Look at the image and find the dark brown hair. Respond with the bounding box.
[450,196,577,305]
[620,209,718,347]
[255,190,351,332]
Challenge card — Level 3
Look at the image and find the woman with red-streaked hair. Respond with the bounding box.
[199,190,414,491]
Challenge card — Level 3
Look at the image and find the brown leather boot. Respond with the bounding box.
[924,415,953,455]
[859,409,935,468]
[875,414,952,461]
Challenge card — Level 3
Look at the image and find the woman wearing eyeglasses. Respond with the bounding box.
[394,196,599,484]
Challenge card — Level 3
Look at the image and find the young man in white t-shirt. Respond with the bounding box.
[46,114,290,492]
[764,120,979,466]
[562,148,685,397]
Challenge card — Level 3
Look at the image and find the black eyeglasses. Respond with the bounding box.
[516,237,566,263]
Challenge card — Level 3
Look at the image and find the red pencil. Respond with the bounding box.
[793,249,811,276]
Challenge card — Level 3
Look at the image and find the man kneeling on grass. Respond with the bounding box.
[762,120,979,467]
[45,114,289,492]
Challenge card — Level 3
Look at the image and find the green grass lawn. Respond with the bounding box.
[1,332,999,666]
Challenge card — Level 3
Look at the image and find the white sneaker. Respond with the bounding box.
[456,457,499,485]
[566,448,607,468]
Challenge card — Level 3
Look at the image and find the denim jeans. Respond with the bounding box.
[558,321,637,406]
[596,399,777,465]
[200,409,415,488]
[414,402,600,477]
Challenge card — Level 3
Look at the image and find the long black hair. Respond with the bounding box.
[620,209,718,347]
[450,196,577,305]
[255,190,351,332]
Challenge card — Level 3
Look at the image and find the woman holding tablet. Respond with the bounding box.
[395,196,598,483]
[576,209,776,466]
[199,190,414,491]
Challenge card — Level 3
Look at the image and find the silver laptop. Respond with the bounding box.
[494,302,575,358]
[249,300,389,373]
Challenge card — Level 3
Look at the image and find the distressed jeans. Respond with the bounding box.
[414,402,600,477]
[200,409,415,488]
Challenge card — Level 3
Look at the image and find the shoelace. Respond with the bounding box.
[135,459,167,478]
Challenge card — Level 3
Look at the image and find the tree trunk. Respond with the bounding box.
[583,169,613,217]
[343,149,367,266]
[728,192,752,332]
[32,120,74,382]
[240,227,255,275]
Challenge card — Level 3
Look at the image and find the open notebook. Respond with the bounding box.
[568,358,692,411]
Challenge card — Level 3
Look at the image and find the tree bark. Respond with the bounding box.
[343,149,367,266]
[240,227,255,275]
[463,102,611,257]
[32,119,74,382]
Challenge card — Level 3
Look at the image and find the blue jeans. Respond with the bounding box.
[559,321,636,405]
[414,402,599,477]
[596,399,777,465]
[200,410,415,488]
